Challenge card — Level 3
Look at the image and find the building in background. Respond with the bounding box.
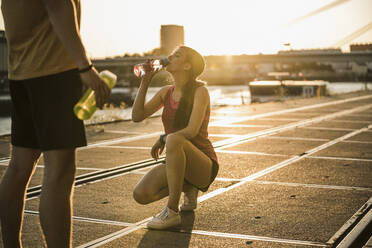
[278,48,342,54]
[160,25,184,55]
[350,43,372,52]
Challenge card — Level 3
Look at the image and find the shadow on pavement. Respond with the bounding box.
[137,211,195,248]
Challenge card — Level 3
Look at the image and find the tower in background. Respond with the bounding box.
[160,25,184,55]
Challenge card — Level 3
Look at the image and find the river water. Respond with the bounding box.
[1,82,371,136]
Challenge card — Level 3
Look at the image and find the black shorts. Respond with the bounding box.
[10,69,87,151]
[185,158,219,192]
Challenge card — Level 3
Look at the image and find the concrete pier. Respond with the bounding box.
[0,91,371,247]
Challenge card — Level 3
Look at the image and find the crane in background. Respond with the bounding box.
[333,22,372,48]
[287,0,371,50]
[288,0,351,26]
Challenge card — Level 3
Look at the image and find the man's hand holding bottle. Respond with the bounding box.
[79,66,111,109]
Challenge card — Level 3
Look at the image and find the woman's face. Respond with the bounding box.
[166,48,189,73]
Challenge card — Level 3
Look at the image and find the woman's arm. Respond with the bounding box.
[131,77,171,122]
[170,86,210,139]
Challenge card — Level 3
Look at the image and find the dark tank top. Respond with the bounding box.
[161,86,218,163]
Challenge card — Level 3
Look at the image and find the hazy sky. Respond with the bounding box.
[1,0,372,58]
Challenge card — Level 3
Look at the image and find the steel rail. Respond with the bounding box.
[25,103,372,199]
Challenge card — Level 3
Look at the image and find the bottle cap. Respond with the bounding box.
[161,58,170,67]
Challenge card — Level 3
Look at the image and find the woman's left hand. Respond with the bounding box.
[151,139,165,161]
[141,59,157,84]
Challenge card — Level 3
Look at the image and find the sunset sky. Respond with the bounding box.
[1,0,372,58]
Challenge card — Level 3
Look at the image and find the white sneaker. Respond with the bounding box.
[147,206,181,230]
[180,186,198,211]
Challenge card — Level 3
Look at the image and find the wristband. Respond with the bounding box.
[159,134,166,145]
[78,64,93,74]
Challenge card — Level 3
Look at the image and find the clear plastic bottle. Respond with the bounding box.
[133,58,169,78]
[74,70,117,120]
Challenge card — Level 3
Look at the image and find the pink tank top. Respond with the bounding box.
[161,86,218,163]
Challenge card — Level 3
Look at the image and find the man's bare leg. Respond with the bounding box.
[39,149,76,248]
[0,146,41,248]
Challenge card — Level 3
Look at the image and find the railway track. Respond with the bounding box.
[1,93,371,247]
[25,101,372,200]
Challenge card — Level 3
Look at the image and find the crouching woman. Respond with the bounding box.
[131,46,219,230]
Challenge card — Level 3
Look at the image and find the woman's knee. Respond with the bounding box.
[165,134,186,152]
[133,186,152,205]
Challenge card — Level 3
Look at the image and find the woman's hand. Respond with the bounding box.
[151,139,165,161]
[141,60,159,85]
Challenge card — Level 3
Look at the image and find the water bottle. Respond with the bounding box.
[133,58,169,78]
[74,70,117,120]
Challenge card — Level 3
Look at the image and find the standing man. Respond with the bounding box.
[0,0,111,247]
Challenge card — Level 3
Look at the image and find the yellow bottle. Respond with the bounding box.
[74,70,117,120]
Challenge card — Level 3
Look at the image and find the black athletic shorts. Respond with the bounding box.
[10,69,87,151]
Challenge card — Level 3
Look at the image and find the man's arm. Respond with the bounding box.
[42,0,110,108]
[42,0,89,69]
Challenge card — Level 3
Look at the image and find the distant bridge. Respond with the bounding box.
[93,57,158,68]
[93,52,372,69]
[205,52,372,64]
